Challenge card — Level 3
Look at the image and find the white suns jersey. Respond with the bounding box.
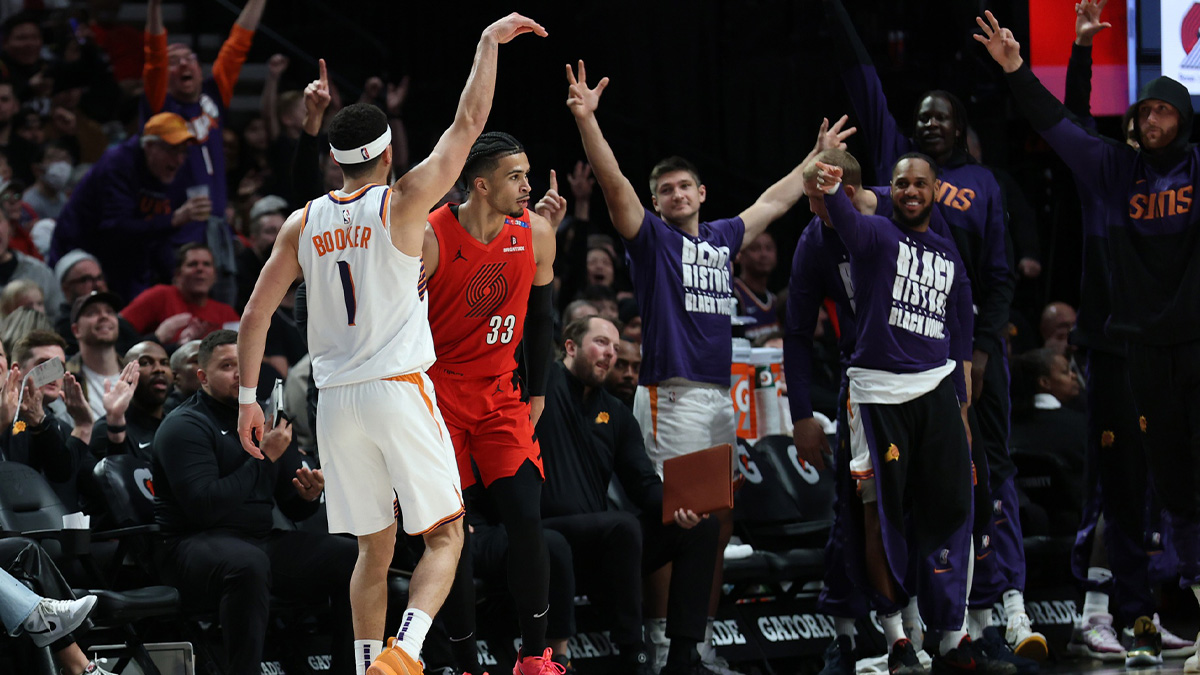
[297,183,435,388]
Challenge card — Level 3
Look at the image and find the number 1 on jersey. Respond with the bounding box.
[337,261,357,326]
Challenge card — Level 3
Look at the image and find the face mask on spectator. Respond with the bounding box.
[43,161,71,192]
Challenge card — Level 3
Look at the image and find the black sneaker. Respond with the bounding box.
[932,636,978,675]
[890,638,927,675]
[978,627,1037,675]
[820,635,855,675]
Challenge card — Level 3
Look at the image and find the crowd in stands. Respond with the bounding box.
[0,1,1193,675]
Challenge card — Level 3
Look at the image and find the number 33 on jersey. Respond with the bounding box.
[426,204,536,379]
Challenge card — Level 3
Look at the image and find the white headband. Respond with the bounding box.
[330,126,392,165]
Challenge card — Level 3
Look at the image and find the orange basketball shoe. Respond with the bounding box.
[367,637,424,675]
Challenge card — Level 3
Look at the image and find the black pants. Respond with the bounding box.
[544,509,720,647]
[472,523,575,639]
[1126,341,1200,587]
[0,537,81,653]
[857,378,973,630]
[1073,349,1156,621]
[160,529,357,675]
[442,459,551,659]
[972,341,1015,484]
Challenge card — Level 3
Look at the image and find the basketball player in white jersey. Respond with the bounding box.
[235,14,547,675]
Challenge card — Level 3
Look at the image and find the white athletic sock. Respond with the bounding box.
[881,611,905,648]
[941,627,969,656]
[900,598,921,627]
[1082,567,1113,623]
[395,608,432,662]
[1002,589,1026,619]
[354,640,383,675]
[835,617,857,649]
[900,598,923,650]
[968,608,993,640]
[699,617,716,660]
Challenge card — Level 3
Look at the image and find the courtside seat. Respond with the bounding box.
[0,461,179,675]
[734,435,835,552]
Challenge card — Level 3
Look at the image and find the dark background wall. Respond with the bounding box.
[219,0,1074,298]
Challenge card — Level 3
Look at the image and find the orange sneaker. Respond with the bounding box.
[512,648,565,675]
[367,637,423,675]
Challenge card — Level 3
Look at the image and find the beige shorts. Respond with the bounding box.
[633,381,736,477]
[317,372,463,536]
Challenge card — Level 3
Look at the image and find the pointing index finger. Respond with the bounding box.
[318,58,328,87]
[549,169,558,193]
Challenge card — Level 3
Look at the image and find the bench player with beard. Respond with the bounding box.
[822,2,1044,656]
[809,154,988,675]
[978,10,1200,670]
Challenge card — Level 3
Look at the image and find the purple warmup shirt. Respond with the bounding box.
[823,187,973,388]
[625,208,745,387]
[783,186,963,421]
[140,78,229,247]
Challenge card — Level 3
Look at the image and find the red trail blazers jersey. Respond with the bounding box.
[427,204,536,379]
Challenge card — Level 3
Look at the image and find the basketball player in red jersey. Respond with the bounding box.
[424,132,563,675]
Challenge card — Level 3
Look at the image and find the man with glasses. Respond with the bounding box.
[52,250,142,356]
[49,112,200,301]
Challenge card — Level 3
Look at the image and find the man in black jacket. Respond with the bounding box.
[7,330,94,511]
[152,330,356,675]
[538,316,720,675]
[90,341,172,462]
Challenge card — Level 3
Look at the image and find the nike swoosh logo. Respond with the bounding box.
[28,619,57,635]
[221,430,230,435]
[138,442,151,449]
[533,605,550,619]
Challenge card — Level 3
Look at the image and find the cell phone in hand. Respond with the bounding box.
[271,378,286,426]
[28,358,65,388]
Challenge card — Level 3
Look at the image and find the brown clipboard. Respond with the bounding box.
[661,443,735,525]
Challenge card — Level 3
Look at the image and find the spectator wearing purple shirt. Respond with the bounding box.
[49,113,200,302]
[809,155,983,674]
[565,61,855,672]
[732,231,780,343]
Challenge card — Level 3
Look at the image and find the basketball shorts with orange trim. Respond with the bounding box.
[429,370,542,490]
[632,380,736,477]
[317,372,463,537]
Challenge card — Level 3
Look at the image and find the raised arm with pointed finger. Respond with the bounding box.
[565,61,646,240]
[388,13,547,255]
[292,58,332,202]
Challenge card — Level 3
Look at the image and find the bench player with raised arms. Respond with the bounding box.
[235,14,547,675]
[423,132,563,675]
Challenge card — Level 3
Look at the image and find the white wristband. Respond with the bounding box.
[238,386,258,405]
